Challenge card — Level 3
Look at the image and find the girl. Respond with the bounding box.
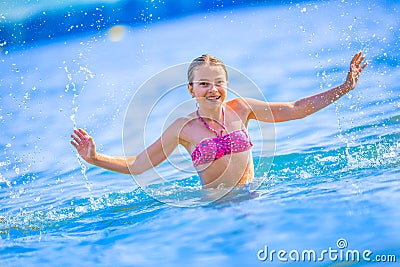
[71,52,367,188]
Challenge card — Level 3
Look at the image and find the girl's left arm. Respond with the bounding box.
[246,51,368,123]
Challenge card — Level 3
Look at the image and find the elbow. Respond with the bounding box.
[292,100,314,120]
[128,164,145,176]
[129,166,144,175]
[126,156,144,175]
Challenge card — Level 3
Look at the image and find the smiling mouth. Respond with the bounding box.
[206,95,221,101]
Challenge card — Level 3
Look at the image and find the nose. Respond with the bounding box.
[209,82,218,92]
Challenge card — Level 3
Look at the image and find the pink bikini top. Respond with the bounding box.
[191,109,253,167]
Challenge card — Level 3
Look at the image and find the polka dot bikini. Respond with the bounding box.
[191,108,253,167]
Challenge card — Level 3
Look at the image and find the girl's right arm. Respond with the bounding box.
[71,119,184,175]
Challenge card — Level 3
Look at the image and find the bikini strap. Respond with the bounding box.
[196,108,227,137]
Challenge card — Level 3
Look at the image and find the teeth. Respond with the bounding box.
[207,96,220,100]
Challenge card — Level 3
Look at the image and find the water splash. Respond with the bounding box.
[62,47,95,193]
[264,128,399,188]
[62,61,95,128]
[0,187,156,239]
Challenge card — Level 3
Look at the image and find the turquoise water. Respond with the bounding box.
[1,0,400,266]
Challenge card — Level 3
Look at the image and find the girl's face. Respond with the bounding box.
[188,65,228,109]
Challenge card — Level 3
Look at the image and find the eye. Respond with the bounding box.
[215,80,225,86]
[199,82,210,87]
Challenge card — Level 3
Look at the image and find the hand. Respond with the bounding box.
[345,51,368,90]
[71,128,97,163]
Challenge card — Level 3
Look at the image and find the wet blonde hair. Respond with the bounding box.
[187,54,228,84]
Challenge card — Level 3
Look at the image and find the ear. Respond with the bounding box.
[188,83,195,98]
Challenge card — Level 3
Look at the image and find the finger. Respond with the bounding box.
[360,62,368,70]
[356,56,365,67]
[71,140,78,149]
[75,128,90,140]
[355,51,364,65]
[79,128,89,136]
[360,55,366,63]
[74,129,85,139]
[351,52,361,65]
[71,133,79,143]
[71,134,80,144]
[356,55,365,67]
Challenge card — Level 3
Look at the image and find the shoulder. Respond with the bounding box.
[226,98,255,124]
[169,115,199,147]
[226,97,255,114]
[167,115,200,136]
[167,116,192,131]
[158,116,193,147]
[227,97,254,109]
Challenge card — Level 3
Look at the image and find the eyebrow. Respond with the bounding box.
[195,77,226,82]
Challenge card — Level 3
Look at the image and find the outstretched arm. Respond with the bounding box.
[71,119,184,174]
[246,51,368,122]
[71,128,135,174]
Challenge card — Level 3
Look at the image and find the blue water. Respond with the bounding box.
[1,0,400,266]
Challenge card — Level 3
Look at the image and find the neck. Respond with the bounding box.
[197,104,224,121]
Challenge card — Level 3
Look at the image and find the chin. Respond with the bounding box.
[208,100,224,107]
